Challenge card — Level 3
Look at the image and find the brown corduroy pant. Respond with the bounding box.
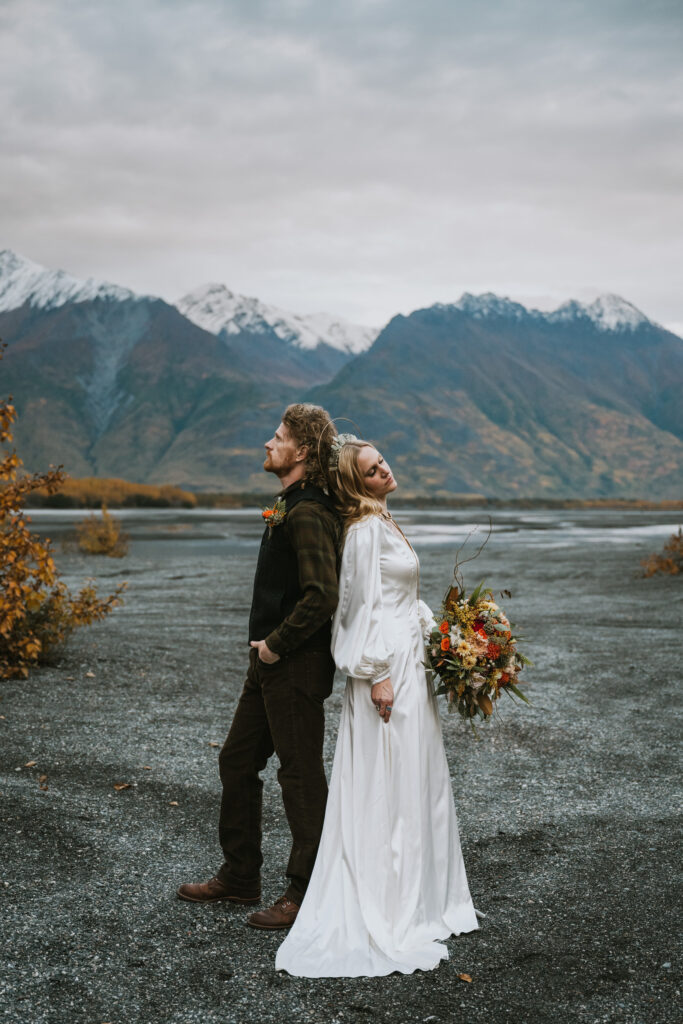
[217,645,335,904]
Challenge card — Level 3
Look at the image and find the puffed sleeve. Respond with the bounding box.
[331,516,392,685]
[417,598,437,637]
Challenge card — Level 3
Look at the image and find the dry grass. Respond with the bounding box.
[75,505,129,558]
[641,528,683,577]
[29,476,197,509]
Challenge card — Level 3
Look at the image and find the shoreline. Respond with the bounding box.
[24,490,683,512]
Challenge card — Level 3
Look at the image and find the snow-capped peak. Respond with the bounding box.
[435,289,653,332]
[177,282,378,355]
[0,248,138,313]
[545,293,652,331]
[451,292,529,320]
[582,294,650,331]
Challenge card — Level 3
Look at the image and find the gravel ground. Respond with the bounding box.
[0,509,681,1024]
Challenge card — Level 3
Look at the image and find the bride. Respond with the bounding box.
[275,435,478,977]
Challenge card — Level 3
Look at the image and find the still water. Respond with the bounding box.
[29,505,680,561]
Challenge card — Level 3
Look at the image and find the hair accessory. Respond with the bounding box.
[328,432,359,469]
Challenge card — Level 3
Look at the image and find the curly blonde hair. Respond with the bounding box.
[328,440,385,527]
[282,403,336,489]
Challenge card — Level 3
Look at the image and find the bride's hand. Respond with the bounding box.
[371,678,394,723]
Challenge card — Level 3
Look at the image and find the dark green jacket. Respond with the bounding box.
[248,480,341,655]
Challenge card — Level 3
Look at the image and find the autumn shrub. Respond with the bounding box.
[28,475,198,509]
[76,504,129,557]
[0,357,126,678]
[641,528,683,577]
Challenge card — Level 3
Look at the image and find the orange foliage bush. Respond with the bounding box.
[0,357,126,678]
[76,505,129,557]
[641,528,683,577]
[30,476,197,508]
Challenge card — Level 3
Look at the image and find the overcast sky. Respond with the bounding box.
[1,0,682,332]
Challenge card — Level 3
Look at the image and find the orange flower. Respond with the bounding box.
[261,498,286,527]
[499,671,510,685]
[440,636,450,651]
[487,642,501,659]
[439,621,450,634]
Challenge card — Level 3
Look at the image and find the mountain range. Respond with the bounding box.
[0,248,681,497]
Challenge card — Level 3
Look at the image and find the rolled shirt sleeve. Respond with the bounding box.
[265,502,340,656]
[331,516,392,685]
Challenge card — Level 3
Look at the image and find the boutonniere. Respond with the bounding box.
[262,497,286,528]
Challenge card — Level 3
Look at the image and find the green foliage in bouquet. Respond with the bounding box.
[426,579,531,731]
[424,521,532,733]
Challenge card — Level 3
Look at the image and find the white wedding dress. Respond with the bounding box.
[275,514,478,977]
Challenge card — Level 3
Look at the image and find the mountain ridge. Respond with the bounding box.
[0,248,140,311]
[0,249,378,357]
[177,281,378,355]
[307,302,683,498]
[416,291,654,332]
[1,248,681,497]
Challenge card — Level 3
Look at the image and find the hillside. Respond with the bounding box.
[309,296,683,498]
[1,249,681,496]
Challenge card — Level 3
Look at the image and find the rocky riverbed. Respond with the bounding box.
[1,508,681,1024]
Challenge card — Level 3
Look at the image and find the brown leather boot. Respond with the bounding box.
[177,875,260,904]
[246,895,300,929]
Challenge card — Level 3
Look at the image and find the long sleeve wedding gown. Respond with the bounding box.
[275,514,478,977]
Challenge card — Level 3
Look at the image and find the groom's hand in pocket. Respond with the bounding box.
[250,639,281,664]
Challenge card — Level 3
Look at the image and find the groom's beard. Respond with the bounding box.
[263,451,298,478]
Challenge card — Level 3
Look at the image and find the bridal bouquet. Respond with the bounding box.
[425,580,531,729]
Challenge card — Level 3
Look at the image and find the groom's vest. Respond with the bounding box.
[248,483,339,650]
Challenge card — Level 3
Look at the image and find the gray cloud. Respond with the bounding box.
[1,0,681,328]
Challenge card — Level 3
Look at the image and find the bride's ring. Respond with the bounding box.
[386,706,393,711]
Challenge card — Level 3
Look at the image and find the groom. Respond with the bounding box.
[178,404,341,929]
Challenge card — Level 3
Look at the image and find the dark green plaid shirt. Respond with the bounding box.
[265,487,342,656]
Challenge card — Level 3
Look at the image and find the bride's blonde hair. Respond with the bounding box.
[329,440,385,528]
